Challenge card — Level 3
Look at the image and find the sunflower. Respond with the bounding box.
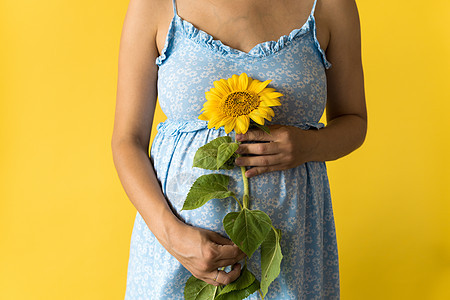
[198,73,283,134]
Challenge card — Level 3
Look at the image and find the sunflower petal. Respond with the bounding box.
[227,74,239,91]
[248,111,265,125]
[222,116,237,134]
[255,107,271,118]
[205,91,223,102]
[248,79,259,92]
[261,91,283,98]
[260,94,282,106]
[209,115,224,128]
[253,79,272,94]
[213,80,231,95]
[260,98,282,107]
[261,87,276,93]
[199,113,209,121]
[235,115,250,134]
[257,107,274,118]
[238,73,249,90]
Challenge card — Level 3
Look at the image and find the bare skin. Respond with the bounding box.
[111,0,366,287]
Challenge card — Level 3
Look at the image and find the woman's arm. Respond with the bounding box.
[111,0,244,286]
[234,0,367,178]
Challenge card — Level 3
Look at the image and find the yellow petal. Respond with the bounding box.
[202,102,221,111]
[261,87,276,93]
[205,91,223,102]
[261,91,283,98]
[223,116,237,134]
[227,74,239,91]
[247,79,260,92]
[262,107,275,117]
[199,113,209,121]
[209,116,223,129]
[238,73,249,90]
[248,111,265,125]
[214,80,231,95]
[254,107,270,118]
[235,115,250,134]
[252,79,272,94]
[260,94,282,106]
[260,98,281,107]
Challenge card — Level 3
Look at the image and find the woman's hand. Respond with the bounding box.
[167,221,246,287]
[234,124,319,178]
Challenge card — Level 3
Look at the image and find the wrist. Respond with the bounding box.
[151,208,186,249]
[302,128,320,163]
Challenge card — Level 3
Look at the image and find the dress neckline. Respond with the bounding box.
[174,12,314,57]
[156,0,331,68]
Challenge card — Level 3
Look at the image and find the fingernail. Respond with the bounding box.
[235,158,241,165]
[236,134,243,141]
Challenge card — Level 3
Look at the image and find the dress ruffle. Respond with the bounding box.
[156,119,325,136]
[177,14,313,59]
[155,16,177,66]
[156,13,332,69]
[310,15,332,69]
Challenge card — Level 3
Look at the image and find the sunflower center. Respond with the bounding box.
[222,91,259,117]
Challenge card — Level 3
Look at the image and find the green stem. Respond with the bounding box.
[240,166,250,209]
[232,195,243,210]
[212,285,219,299]
[258,289,265,299]
[234,135,250,210]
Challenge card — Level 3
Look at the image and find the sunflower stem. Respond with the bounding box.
[232,195,243,210]
[234,133,250,210]
[240,166,250,209]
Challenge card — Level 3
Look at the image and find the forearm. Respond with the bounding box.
[111,138,183,247]
[307,114,367,162]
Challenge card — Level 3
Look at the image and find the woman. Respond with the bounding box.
[112,0,366,298]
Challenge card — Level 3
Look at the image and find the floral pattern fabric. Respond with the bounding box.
[125,0,339,298]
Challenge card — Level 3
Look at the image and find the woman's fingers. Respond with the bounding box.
[207,230,235,245]
[212,243,245,260]
[174,226,246,286]
[236,141,279,155]
[235,153,283,167]
[244,165,284,178]
[207,231,246,262]
[236,129,274,142]
[205,263,242,286]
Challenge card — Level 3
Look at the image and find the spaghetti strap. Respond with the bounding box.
[310,0,318,17]
[172,0,177,16]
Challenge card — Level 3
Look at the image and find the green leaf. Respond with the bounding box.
[216,265,255,297]
[184,275,221,300]
[223,209,272,257]
[215,280,260,300]
[222,152,238,169]
[182,174,235,211]
[217,142,239,170]
[251,122,271,135]
[260,228,283,298]
[193,136,235,170]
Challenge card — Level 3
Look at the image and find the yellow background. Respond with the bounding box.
[1,0,449,299]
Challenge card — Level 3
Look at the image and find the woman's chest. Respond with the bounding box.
[156,0,330,56]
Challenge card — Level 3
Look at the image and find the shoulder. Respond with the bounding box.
[121,0,174,56]
[318,0,362,67]
[320,0,361,34]
[122,0,172,36]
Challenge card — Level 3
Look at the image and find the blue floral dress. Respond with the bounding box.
[125,0,339,298]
